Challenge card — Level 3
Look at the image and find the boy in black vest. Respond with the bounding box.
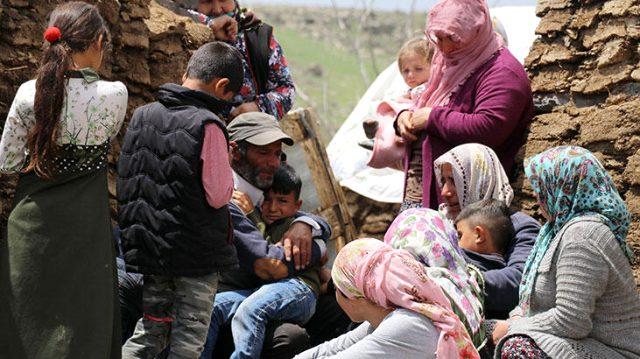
[118,41,244,358]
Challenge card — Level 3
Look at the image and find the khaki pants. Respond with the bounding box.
[122,272,219,359]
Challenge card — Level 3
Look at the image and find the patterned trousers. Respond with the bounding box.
[500,335,549,359]
[122,272,219,359]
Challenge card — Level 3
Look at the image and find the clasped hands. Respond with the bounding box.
[233,190,321,280]
[397,107,432,142]
[254,222,323,281]
[207,14,238,42]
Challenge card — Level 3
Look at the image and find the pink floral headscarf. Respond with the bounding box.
[416,0,504,108]
[332,239,479,359]
[384,208,485,343]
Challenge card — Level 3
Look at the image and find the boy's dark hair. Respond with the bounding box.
[185,41,244,93]
[455,199,514,254]
[271,163,302,201]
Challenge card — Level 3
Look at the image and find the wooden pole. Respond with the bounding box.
[281,108,357,252]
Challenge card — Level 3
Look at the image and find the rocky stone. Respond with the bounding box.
[597,38,633,67]
[577,101,640,146]
[344,188,399,239]
[624,187,640,217]
[121,31,150,49]
[569,5,601,30]
[536,0,574,16]
[582,18,640,49]
[624,151,640,186]
[538,43,582,65]
[536,10,573,34]
[7,0,29,7]
[129,4,151,19]
[527,112,578,141]
[570,64,634,93]
[529,66,574,93]
[601,0,637,17]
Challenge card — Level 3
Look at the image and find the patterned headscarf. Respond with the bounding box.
[434,143,514,220]
[519,146,633,314]
[332,238,479,359]
[384,208,485,345]
[416,0,504,108]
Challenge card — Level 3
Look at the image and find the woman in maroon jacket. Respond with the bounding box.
[395,0,533,211]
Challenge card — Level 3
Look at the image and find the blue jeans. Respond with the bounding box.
[200,278,317,359]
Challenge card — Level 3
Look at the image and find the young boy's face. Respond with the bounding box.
[400,52,430,89]
[456,219,498,255]
[260,189,302,225]
[456,219,482,253]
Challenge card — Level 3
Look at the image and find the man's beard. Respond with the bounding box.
[234,160,273,190]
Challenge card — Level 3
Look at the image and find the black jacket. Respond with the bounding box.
[462,211,540,319]
[117,83,237,277]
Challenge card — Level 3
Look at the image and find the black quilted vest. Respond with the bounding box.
[117,83,237,276]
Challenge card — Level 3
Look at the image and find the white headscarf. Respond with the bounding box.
[434,143,514,219]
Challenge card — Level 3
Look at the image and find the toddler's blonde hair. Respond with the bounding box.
[397,37,434,70]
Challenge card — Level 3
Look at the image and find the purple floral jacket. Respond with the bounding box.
[192,12,296,120]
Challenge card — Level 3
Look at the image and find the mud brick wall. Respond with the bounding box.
[516,0,640,281]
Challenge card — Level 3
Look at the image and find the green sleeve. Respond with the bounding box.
[246,210,267,237]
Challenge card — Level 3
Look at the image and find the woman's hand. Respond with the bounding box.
[232,190,254,214]
[492,320,510,344]
[397,110,418,142]
[230,101,260,119]
[410,107,432,131]
[209,15,238,42]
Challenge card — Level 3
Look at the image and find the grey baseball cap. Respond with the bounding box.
[227,112,294,146]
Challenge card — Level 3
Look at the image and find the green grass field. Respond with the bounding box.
[274,26,394,134]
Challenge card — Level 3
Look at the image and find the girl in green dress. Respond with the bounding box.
[0,2,127,358]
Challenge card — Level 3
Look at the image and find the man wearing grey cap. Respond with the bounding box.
[201,112,332,359]
[226,112,328,272]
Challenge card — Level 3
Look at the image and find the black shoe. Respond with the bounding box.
[362,120,378,139]
[358,139,375,151]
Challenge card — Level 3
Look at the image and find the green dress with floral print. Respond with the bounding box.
[0,70,127,359]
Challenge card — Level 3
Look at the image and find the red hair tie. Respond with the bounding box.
[44,27,62,43]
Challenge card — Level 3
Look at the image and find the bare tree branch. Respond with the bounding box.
[352,0,375,85]
[407,0,419,38]
[329,0,348,32]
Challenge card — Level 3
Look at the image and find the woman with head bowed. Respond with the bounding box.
[434,143,540,319]
[492,146,640,358]
[396,0,533,213]
[384,208,486,349]
[295,213,485,359]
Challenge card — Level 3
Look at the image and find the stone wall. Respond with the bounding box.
[517,0,640,280]
[0,0,213,226]
[343,189,400,240]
